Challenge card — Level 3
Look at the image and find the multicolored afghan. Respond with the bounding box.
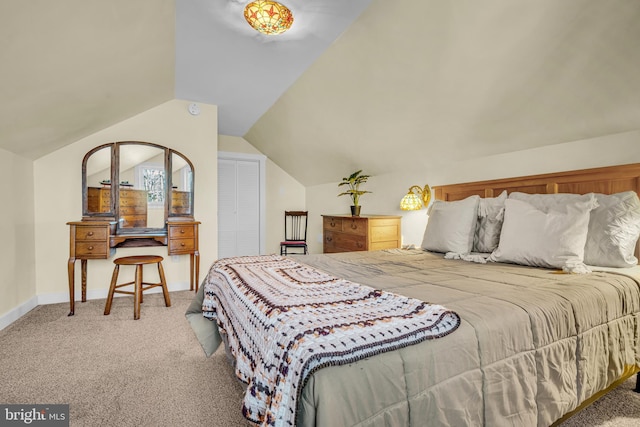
[201,255,461,426]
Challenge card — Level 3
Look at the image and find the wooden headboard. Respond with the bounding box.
[432,162,640,260]
[433,163,640,201]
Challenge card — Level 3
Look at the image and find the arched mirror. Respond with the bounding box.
[171,151,194,217]
[82,142,195,236]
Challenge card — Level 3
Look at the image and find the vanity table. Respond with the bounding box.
[67,141,199,316]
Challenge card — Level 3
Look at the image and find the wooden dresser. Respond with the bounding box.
[322,214,402,253]
[87,187,148,227]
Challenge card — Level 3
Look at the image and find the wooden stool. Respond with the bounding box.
[104,255,171,320]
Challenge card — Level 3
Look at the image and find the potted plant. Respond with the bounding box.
[338,170,372,216]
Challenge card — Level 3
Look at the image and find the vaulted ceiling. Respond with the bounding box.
[2,0,639,187]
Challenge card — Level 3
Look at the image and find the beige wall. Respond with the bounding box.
[218,135,305,255]
[33,100,218,304]
[306,131,640,254]
[4,105,638,328]
[0,148,36,326]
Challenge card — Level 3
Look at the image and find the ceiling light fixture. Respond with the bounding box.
[244,1,294,35]
[400,185,432,210]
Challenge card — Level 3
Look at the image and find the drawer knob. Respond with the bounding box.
[350,223,357,229]
[326,237,332,242]
[88,246,94,250]
[180,229,185,234]
[180,242,186,247]
[330,221,335,227]
[88,231,94,236]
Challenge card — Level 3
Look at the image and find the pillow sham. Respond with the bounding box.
[508,191,598,213]
[473,190,508,253]
[583,191,640,267]
[489,198,593,273]
[421,195,480,254]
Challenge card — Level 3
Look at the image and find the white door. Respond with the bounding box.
[217,152,265,258]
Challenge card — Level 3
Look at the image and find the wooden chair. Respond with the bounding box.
[280,211,308,255]
[104,255,171,320]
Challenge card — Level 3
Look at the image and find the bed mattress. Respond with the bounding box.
[186,249,640,426]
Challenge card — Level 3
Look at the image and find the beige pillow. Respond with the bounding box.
[584,191,640,267]
[490,198,594,273]
[421,195,480,254]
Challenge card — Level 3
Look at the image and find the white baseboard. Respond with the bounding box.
[0,282,192,331]
[0,296,39,332]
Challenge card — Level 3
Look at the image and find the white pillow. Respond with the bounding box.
[473,190,507,253]
[489,198,593,272]
[421,195,480,254]
[584,191,640,267]
[508,192,598,213]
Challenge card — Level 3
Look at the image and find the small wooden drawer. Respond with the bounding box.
[120,205,147,215]
[323,217,343,231]
[169,225,195,239]
[169,238,195,254]
[342,218,367,236]
[76,241,109,257]
[75,227,108,241]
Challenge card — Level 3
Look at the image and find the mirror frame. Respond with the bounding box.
[82,141,195,235]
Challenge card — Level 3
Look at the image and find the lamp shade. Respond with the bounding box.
[244,1,294,35]
[400,185,431,210]
[400,192,423,210]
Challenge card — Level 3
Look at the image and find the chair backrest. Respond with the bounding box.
[284,211,308,242]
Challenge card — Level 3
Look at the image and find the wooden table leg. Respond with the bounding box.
[189,253,194,291]
[81,259,88,302]
[67,258,76,316]
[192,251,200,292]
[134,265,142,320]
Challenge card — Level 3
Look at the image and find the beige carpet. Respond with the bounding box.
[1,290,639,426]
[0,291,248,426]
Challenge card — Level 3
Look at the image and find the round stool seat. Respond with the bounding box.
[114,255,164,266]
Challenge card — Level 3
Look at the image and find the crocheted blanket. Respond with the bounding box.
[201,255,461,426]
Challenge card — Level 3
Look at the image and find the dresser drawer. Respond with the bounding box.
[169,238,195,254]
[75,227,108,241]
[341,218,367,236]
[333,233,367,252]
[169,225,195,239]
[323,217,343,232]
[370,241,400,251]
[76,241,109,257]
[120,197,145,207]
[370,224,400,242]
[120,205,147,215]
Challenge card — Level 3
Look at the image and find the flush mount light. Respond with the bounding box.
[244,1,294,35]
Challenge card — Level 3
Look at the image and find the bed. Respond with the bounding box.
[186,163,640,426]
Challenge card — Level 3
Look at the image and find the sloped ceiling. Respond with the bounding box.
[0,0,370,160]
[246,0,640,186]
[175,0,372,136]
[0,0,175,159]
[1,0,639,189]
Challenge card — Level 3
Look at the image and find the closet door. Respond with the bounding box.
[217,153,265,258]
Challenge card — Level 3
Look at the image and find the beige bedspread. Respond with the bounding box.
[187,249,640,426]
